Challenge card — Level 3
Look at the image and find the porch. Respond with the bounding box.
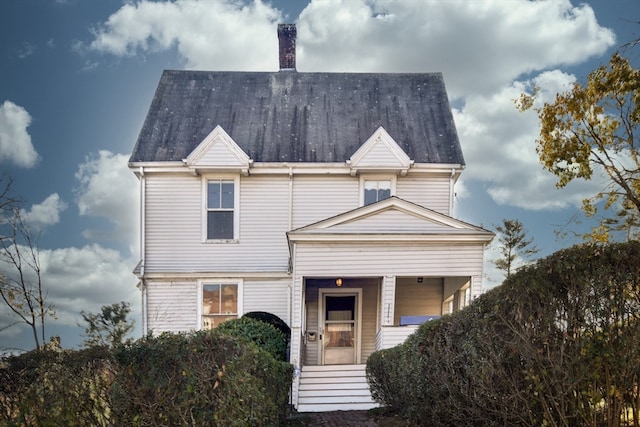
[290,275,475,411]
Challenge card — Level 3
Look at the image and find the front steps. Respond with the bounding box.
[296,364,379,412]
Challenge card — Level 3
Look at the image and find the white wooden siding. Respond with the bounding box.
[376,325,420,349]
[294,243,485,277]
[355,142,406,168]
[396,174,451,214]
[144,174,290,272]
[327,209,455,234]
[146,281,198,333]
[291,175,359,229]
[242,278,290,324]
[197,141,247,166]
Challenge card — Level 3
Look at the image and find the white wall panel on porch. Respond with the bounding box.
[396,174,451,215]
[146,281,198,333]
[394,277,442,325]
[144,174,290,272]
[291,175,359,229]
[295,243,485,277]
[243,278,291,324]
[376,325,419,349]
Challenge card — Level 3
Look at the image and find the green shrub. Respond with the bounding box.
[0,330,293,426]
[216,316,288,362]
[110,330,293,426]
[0,346,114,426]
[367,242,640,427]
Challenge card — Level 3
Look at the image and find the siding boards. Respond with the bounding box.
[146,281,198,333]
[243,279,290,324]
[294,243,485,277]
[292,176,359,229]
[144,174,290,272]
[396,174,450,214]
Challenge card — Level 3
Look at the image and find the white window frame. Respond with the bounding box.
[197,279,244,330]
[202,175,240,243]
[359,175,396,206]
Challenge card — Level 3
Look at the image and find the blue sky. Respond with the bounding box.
[0,0,638,352]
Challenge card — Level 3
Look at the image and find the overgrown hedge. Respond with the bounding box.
[216,316,288,362]
[367,242,640,427]
[0,327,293,426]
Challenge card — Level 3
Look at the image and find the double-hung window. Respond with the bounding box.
[207,179,235,240]
[363,179,391,205]
[201,283,239,329]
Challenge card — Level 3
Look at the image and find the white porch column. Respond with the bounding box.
[380,275,396,326]
[290,275,304,408]
[471,274,483,299]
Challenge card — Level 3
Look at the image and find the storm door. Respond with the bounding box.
[319,288,362,365]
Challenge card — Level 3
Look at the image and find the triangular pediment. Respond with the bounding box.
[184,125,251,171]
[288,197,494,243]
[348,127,413,174]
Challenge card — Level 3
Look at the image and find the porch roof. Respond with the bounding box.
[287,197,494,243]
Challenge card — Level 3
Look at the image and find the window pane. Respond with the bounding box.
[378,188,391,201]
[364,188,377,205]
[203,284,220,314]
[221,181,234,209]
[208,181,221,209]
[208,211,234,239]
[220,284,237,314]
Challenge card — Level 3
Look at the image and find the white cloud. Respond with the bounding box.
[87,0,282,70]
[297,0,615,98]
[20,193,67,228]
[39,244,140,327]
[454,69,612,211]
[0,242,140,352]
[74,151,139,254]
[0,100,39,168]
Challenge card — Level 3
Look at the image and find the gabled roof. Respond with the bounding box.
[129,70,464,165]
[184,125,251,174]
[287,197,494,243]
[348,126,413,175]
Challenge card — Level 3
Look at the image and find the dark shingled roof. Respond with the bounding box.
[129,70,464,165]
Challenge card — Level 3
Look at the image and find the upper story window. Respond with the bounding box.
[363,179,391,205]
[201,282,240,329]
[206,179,236,240]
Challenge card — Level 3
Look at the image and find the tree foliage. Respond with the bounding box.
[493,218,539,279]
[80,301,134,348]
[368,241,640,427]
[519,53,640,242]
[0,176,54,350]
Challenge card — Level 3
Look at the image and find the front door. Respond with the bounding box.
[319,288,362,365]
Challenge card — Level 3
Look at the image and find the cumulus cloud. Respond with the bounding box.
[86,0,282,70]
[454,69,612,211]
[297,0,614,98]
[74,151,139,253]
[0,100,39,168]
[20,193,67,229]
[39,244,140,327]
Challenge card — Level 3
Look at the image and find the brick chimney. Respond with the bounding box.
[278,24,296,71]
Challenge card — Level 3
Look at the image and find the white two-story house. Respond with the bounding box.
[129,24,493,412]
